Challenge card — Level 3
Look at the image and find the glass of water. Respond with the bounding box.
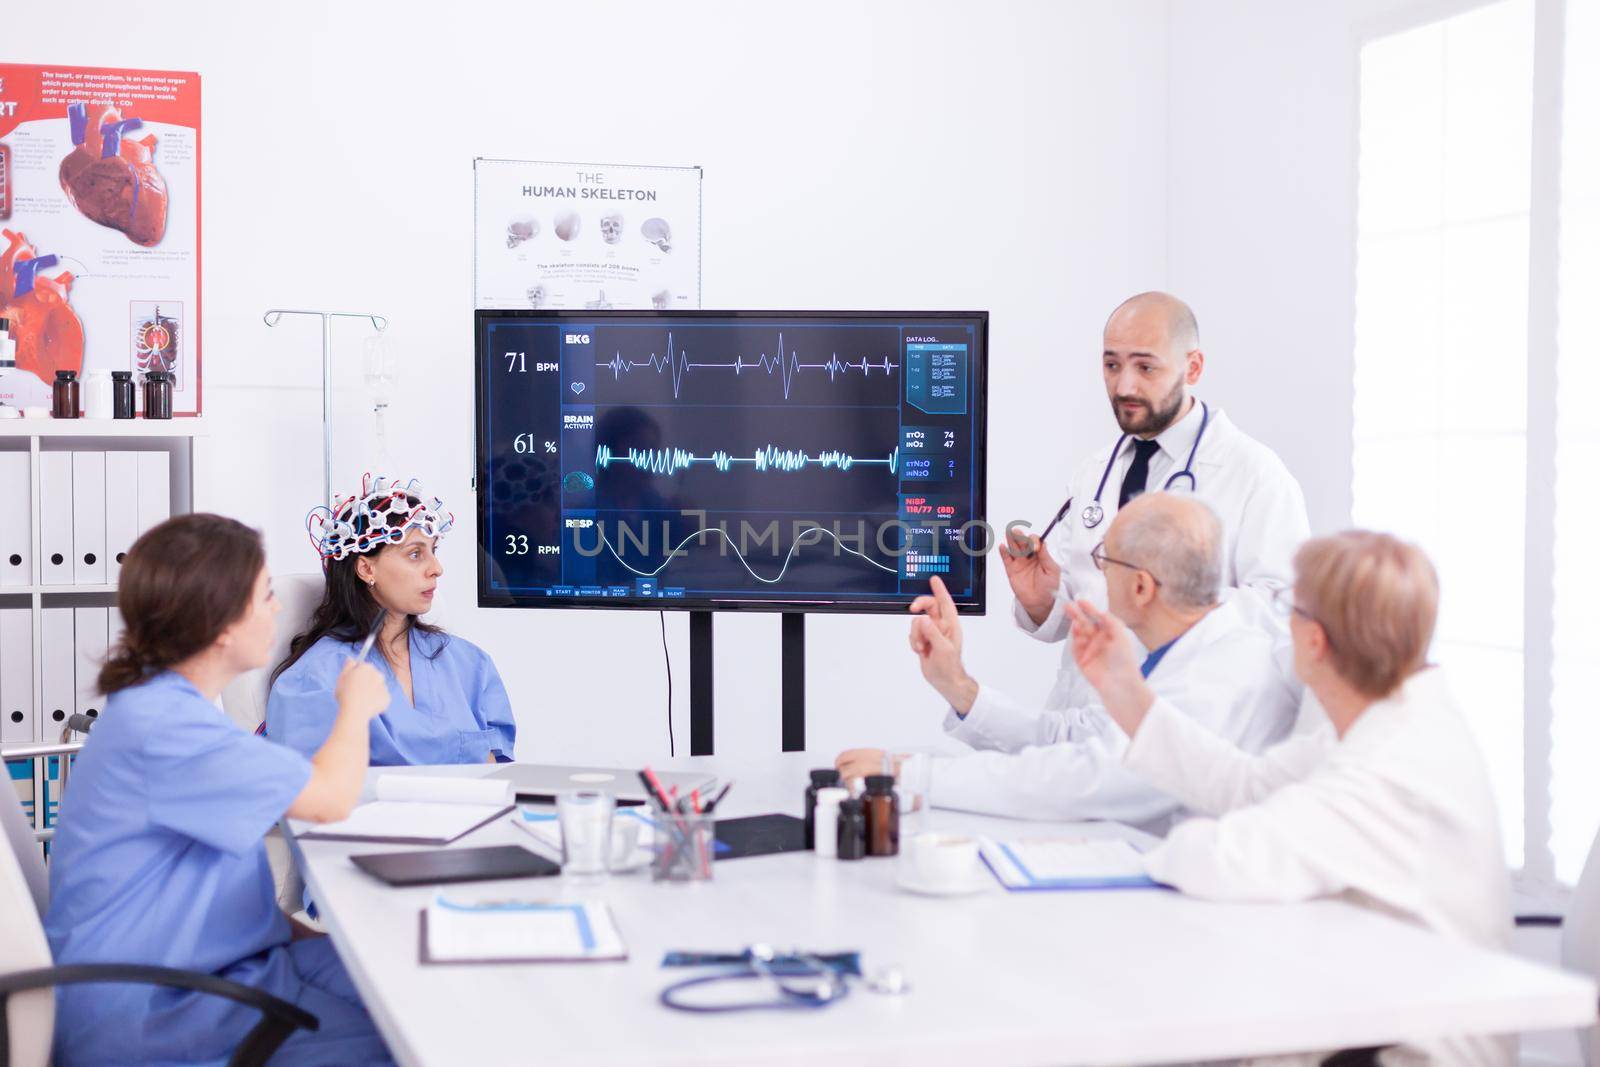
[556,790,615,879]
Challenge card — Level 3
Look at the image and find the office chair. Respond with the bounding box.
[0,790,318,1067]
[219,573,325,734]
[219,572,324,913]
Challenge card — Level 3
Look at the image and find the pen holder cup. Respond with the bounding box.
[650,814,716,883]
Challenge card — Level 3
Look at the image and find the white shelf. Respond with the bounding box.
[0,418,205,438]
[1,432,197,838]
[1,585,120,596]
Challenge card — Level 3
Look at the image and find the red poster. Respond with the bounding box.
[0,64,201,414]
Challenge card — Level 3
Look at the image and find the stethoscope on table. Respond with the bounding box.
[1023,400,1211,552]
[658,944,909,1013]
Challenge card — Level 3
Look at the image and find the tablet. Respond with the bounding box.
[351,845,561,887]
[713,814,807,860]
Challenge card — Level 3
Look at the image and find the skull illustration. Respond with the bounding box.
[640,217,672,253]
[506,216,539,248]
[600,213,624,245]
[526,284,547,308]
[554,211,581,242]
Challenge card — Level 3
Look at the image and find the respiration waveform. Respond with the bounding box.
[597,331,898,399]
[591,525,899,583]
[594,444,899,476]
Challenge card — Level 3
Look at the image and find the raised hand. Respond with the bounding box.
[1000,526,1062,625]
[1063,599,1155,736]
[335,659,389,721]
[908,576,978,714]
[909,575,963,656]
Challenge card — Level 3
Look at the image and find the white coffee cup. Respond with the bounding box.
[900,832,979,889]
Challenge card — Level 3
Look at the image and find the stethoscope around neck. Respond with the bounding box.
[1050,400,1211,534]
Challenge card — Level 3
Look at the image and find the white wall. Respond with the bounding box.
[10,0,1369,766]
[1165,0,1360,537]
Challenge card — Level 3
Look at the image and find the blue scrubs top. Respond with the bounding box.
[266,628,516,766]
[43,671,393,1065]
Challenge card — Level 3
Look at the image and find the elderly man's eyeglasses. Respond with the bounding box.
[1090,540,1162,587]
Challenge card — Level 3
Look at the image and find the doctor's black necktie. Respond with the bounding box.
[1118,439,1163,509]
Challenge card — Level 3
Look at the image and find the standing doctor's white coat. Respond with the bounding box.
[909,593,1299,835]
[1018,400,1310,656]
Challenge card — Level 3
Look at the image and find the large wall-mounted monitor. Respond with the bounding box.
[476,310,988,614]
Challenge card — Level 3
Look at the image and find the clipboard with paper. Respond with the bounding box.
[978,835,1163,891]
[420,894,628,964]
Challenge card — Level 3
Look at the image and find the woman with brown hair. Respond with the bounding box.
[42,513,396,1066]
[1065,530,1510,1066]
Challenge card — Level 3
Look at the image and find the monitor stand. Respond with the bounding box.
[688,611,806,756]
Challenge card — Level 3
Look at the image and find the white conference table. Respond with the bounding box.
[290,754,1596,1066]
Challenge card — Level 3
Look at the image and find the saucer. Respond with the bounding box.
[895,867,991,897]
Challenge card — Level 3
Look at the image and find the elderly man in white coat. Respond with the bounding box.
[1002,292,1310,706]
[1064,531,1510,1067]
[838,493,1298,835]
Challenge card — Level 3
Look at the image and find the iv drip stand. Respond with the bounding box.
[262,309,389,507]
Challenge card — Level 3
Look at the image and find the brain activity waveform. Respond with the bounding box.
[598,331,898,399]
[595,444,899,476]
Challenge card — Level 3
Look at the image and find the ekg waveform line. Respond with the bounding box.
[593,525,899,583]
[594,444,899,476]
[598,331,899,399]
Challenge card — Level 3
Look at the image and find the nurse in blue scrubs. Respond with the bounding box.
[44,513,394,1066]
[266,475,516,766]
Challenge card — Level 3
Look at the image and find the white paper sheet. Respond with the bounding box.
[980,836,1156,890]
[424,896,626,963]
[290,799,509,844]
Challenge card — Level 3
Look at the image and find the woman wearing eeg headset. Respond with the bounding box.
[266,475,517,767]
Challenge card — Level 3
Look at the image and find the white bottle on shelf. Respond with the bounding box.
[82,370,114,419]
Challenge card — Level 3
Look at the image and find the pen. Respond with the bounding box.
[354,608,387,664]
[1016,499,1073,559]
[702,782,732,814]
[637,769,671,810]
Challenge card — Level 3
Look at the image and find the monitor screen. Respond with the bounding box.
[475,310,988,614]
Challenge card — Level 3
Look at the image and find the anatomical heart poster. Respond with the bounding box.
[474,158,701,311]
[0,64,201,414]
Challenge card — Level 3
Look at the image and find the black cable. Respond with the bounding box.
[660,610,674,758]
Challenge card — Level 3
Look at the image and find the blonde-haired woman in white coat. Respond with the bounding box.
[1065,530,1510,1067]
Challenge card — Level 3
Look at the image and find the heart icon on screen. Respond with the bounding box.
[571,382,586,396]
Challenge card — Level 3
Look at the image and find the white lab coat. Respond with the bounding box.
[1015,402,1310,683]
[910,595,1299,834]
[1130,668,1512,1067]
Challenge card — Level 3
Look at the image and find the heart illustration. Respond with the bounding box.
[571,382,586,395]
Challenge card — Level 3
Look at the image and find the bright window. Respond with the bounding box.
[1551,0,1600,883]
[1353,0,1534,864]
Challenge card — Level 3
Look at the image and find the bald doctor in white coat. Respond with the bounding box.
[1003,293,1310,700]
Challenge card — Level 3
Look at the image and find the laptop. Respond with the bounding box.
[489,763,717,805]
